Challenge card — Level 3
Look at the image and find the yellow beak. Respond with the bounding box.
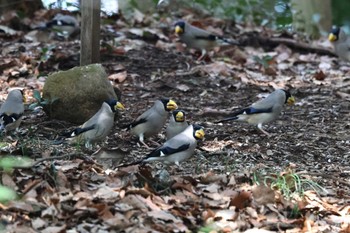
[167,99,178,111]
[175,112,184,122]
[287,96,295,105]
[195,128,205,140]
[328,33,337,42]
[175,25,183,34]
[115,101,125,111]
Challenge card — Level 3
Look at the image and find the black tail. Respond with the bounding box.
[215,116,238,123]
[61,125,95,137]
[222,37,240,46]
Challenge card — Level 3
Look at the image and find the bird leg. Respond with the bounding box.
[139,134,151,149]
[198,49,207,61]
[257,124,271,137]
[85,141,93,150]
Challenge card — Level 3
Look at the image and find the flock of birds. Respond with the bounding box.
[0,12,348,168]
[0,89,294,167]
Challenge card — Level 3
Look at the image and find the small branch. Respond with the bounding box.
[239,32,337,57]
[33,153,86,166]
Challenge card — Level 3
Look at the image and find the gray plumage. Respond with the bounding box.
[0,89,25,132]
[174,20,239,54]
[166,109,188,140]
[128,98,178,147]
[216,89,295,136]
[71,100,124,149]
[121,124,205,167]
[329,27,350,61]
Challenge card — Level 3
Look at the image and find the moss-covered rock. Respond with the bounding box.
[43,64,118,124]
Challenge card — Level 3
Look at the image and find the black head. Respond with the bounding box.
[282,89,291,99]
[172,109,186,122]
[281,90,295,105]
[174,20,186,34]
[329,26,341,42]
[160,98,170,106]
[104,99,125,112]
[331,26,340,37]
[192,124,205,140]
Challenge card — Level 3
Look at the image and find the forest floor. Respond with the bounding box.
[1,9,350,233]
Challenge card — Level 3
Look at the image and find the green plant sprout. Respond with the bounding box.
[29,90,58,111]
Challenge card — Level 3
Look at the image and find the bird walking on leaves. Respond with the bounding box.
[126,98,178,148]
[174,20,239,60]
[166,109,189,140]
[0,89,25,133]
[68,99,125,149]
[216,89,295,136]
[120,124,205,167]
[328,26,350,62]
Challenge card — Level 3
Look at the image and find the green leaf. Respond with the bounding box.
[0,185,17,203]
[0,156,33,170]
[28,102,39,110]
[33,90,42,102]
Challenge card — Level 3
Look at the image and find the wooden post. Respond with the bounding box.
[80,0,101,65]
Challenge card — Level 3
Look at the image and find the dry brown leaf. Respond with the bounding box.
[200,171,227,184]
[148,210,181,223]
[252,185,275,205]
[229,190,252,209]
[314,70,326,80]
[109,71,127,83]
[171,181,194,193]
[2,173,17,190]
[105,213,131,228]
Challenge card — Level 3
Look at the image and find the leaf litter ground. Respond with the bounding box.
[1,25,350,233]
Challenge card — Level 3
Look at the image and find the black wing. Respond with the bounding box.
[146,143,190,159]
[62,124,96,137]
[195,34,218,41]
[0,113,22,125]
[239,106,273,115]
[215,107,273,123]
[46,19,76,27]
[120,118,147,130]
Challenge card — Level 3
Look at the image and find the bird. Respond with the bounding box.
[328,26,350,61]
[126,98,178,147]
[120,124,205,167]
[46,13,79,39]
[68,99,124,149]
[157,0,170,8]
[174,20,239,59]
[216,89,295,136]
[0,89,25,133]
[166,109,189,140]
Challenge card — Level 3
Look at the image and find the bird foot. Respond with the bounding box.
[259,128,271,137]
[139,140,152,149]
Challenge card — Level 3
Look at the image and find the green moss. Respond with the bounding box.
[42,64,118,124]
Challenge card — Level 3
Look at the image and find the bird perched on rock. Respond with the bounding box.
[328,26,350,61]
[126,98,178,147]
[68,99,124,149]
[46,13,79,39]
[174,20,239,59]
[216,89,295,136]
[0,89,25,133]
[166,109,188,140]
[120,124,205,167]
